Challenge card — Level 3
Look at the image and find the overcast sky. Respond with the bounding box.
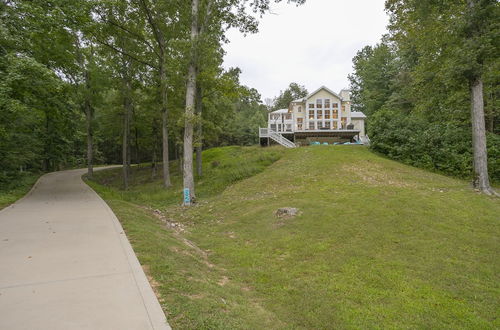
[222,0,389,101]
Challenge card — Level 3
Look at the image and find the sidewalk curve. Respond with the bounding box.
[0,168,170,330]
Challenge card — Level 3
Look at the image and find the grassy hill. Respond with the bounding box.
[87,146,500,329]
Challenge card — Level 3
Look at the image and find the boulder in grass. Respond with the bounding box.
[275,207,299,218]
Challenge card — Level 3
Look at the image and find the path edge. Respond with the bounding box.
[82,171,171,330]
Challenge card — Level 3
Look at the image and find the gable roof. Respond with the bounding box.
[351,111,366,118]
[291,86,346,103]
[306,86,343,101]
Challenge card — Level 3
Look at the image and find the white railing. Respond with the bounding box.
[268,130,296,148]
[259,128,296,148]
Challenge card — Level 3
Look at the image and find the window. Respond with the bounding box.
[285,114,292,120]
[316,99,322,108]
[286,124,292,131]
[277,124,282,131]
[332,103,338,109]
[325,110,331,119]
[309,121,315,130]
[332,122,338,129]
[270,124,276,131]
[298,106,302,112]
[309,110,314,119]
[333,110,338,119]
[297,118,303,123]
[341,118,347,128]
[297,124,303,130]
[309,103,314,109]
[317,110,323,119]
[324,122,331,129]
[342,104,346,112]
[325,99,330,108]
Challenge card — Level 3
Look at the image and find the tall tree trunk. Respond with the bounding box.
[195,85,203,177]
[84,69,94,179]
[122,66,132,190]
[183,0,199,205]
[470,78,494,194]
[151,119,158,179]
[160,55,172,187]
[466,0,496,196]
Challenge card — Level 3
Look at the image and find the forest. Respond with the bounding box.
[0,0,305,201]
[349,0,499,188]
[1,0,498,198]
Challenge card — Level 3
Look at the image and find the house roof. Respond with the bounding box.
[306,86,343,101]
[291,86,348,103]
[270,109,288,114]
[351,111,367,118]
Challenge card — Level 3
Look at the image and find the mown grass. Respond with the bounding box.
[88,145,500,329]
[0,173,41,210]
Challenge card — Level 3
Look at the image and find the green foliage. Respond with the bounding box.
[349,0,500,181]
[272,82,308,110]
[87,146,284,209]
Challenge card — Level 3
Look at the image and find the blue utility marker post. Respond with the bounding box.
[183,188,191,206]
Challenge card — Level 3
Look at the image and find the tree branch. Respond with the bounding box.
[91,33,158,69]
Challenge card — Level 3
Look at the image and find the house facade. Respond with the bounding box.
[259,86,368,147]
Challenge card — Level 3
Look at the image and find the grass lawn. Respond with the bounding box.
[0,173,41,210]
[87,145,500,329]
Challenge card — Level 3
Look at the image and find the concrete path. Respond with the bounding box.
[0,168,170,330]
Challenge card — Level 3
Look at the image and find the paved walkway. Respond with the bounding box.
[0,168,170,330]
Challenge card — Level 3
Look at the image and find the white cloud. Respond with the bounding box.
[222,0,389,100]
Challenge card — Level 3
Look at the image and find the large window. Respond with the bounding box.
[333,110,338,119]
[325,110,331,119]
[325,99,330,108]
[316,99,322,108]
[309,121,315,130]
[309,110,314,119]
[317,110,323,119]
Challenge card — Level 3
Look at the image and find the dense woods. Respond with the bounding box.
[0,0,304,199]
[349,0,499,189]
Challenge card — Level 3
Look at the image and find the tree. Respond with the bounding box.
[182,0,306,205]
[273,82,308,110]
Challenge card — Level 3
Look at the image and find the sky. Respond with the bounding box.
[222,0,389,101]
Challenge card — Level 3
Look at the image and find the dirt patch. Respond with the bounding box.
[342,163,417,188]
[218,276,229,286]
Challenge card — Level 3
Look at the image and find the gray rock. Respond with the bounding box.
[275,207,299,218]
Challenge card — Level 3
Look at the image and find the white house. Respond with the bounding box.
[259,86,368,147]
